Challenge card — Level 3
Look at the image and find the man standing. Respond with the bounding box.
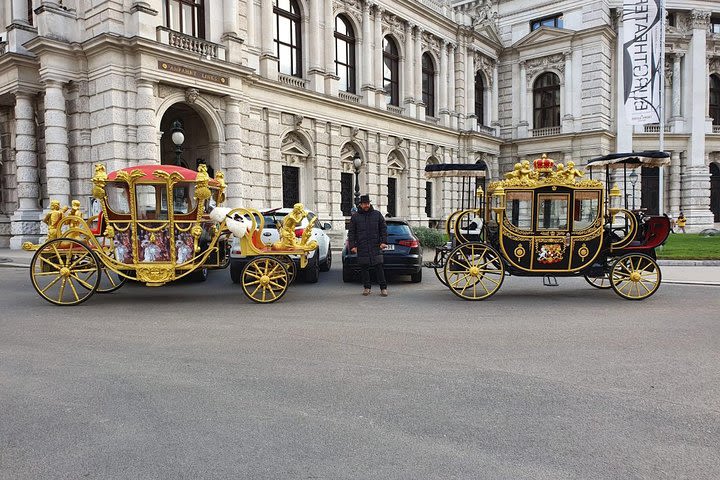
[348,194,388,296]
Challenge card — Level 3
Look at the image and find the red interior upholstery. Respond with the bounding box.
[627,216,671,250]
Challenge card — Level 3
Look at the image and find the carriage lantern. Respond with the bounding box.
[475,185,484,199]
[491,183,505,214]
[609,183,622,215]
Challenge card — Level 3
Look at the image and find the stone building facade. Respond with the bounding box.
[0,0,719,248]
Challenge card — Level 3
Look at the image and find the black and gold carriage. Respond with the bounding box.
[24,163,316,305]
[440,152,672,301]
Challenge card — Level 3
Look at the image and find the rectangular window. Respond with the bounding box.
[387,177,397,217]
[537,193,568,231]
[341,172,353,216]
[425,181,433,217]
[712,20,720,34]
[506,191,533,230]
[531,14,563,31]
[573,191,600,231]
[165,0,205,38]
[136,185,168,221]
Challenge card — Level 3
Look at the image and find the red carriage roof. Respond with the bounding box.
[107,164,219,185]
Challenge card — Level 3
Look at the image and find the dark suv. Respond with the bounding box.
[342,218,423,283]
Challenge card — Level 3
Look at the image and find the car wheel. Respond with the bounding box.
[190,267,209,282]
[230,262,242,284]
[303,252,320,283]
[410,269,423,283]
[319,246,332,272]
[342,266,354,283]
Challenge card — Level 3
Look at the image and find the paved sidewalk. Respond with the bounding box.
[2,248,718,285]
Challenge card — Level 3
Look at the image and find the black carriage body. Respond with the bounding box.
[490,184,606,276]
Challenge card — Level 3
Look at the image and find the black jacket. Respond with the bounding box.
[348,207,388,265]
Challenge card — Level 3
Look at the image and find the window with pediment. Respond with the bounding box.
[165,0,205,38]
[335,15,356,93]
[533,72,560,129]
[274,0,302,77]
[475,72,485,125]
[531,14,563,31]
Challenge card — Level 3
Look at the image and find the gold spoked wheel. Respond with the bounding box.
[30,238,101,306]
[241,256,289,303]
[279,255,296,284]
[443,242,504,300]
[610,253,661,300]
[95,247,127,293]
[584,273,612,289]
[432,247,450,287]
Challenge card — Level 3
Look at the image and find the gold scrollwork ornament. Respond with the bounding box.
[578,243,590,260]
[514,245,526,261]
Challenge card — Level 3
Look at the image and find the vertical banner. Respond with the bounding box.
[623,0,664,125]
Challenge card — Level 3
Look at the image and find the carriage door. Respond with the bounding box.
[282,166,300,208]
[640,166,659,215]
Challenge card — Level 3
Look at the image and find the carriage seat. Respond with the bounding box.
[627,216,671,249]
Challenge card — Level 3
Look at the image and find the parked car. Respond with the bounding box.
[342,218,423,283]
[230,207,333,284]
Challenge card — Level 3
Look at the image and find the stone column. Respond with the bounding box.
[136,79,157,164]
[373,6,385,108]
[414,27,424,120]
[246,0,257,47]
[670,53,683,131]
[323,0,337,95]
[259,0,278,79]
[361,1,374,106]
[466,48,476,129]
[43,80,70,207]
[224,97,244,205]
[454,41,466,129]
[439,40,449,125]
[11,0,29,24]
[307,0,324,92]
[223,0,238,35]
[669,151,681,218]
[403,22,416,116]
[448,43,456,128]
[491,61,499,133]
[562,50,574,132]
[684,10,713,229]
[10,92,41,248]
[518,60,529,137]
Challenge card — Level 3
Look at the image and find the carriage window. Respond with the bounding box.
[105,183,131,215]
[505,191,533,230]
[136,185,168,220]
[172,184,196,214]
[537,194,568,230]
[573,191,600,231]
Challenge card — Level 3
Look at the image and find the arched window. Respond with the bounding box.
[533,72,560,129]
[710,74,720,126]
[165,0,205,38]
[274,0,302,77]
[335,15,356,93]
[383,36,400,106]
[475,72,485,125]
[422,53,436,117]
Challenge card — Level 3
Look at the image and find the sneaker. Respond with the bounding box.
[380,289,388,297]
[362,288,371,296]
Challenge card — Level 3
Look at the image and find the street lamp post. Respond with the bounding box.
[353,153,362,208]
[171,120,185,166]
[628,170,639,210]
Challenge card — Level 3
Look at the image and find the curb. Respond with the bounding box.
[658,260,720,266]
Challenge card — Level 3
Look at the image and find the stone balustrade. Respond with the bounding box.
[713,125,720,134]
[338,91,361,103]
[531,126,561,137]
[278,73,308,89]
[387,105,404,115]
[157,27,226,61]
[643,124,672,133]
[476,124,496,136]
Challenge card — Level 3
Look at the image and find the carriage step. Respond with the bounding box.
[543,275,559,287]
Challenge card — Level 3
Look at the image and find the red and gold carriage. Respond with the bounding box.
[25,164,317,305]
[437,152,672,300]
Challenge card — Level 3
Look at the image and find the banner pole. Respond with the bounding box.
[658,0,666,216]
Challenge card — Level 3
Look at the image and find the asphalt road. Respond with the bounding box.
[1,263,719,479]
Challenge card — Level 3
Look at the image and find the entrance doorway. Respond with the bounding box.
[711,163,720,222]
[160,103,210,170]
[282,165,300,208]
[640,166,659,215]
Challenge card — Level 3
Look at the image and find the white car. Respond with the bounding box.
[229,207,333,283]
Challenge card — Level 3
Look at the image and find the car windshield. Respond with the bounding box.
[387,223,412,236]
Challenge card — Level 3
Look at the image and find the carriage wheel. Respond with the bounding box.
[30,238,101,306]
[433,248,450,286]
[610,253,661,300]
[584,273,612,289]
[279,255,296,284]
[443,242,504,301]
[241,257,289,303]
[89,246,127,293]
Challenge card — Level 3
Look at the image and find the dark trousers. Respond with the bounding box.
[360,263,387,290]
